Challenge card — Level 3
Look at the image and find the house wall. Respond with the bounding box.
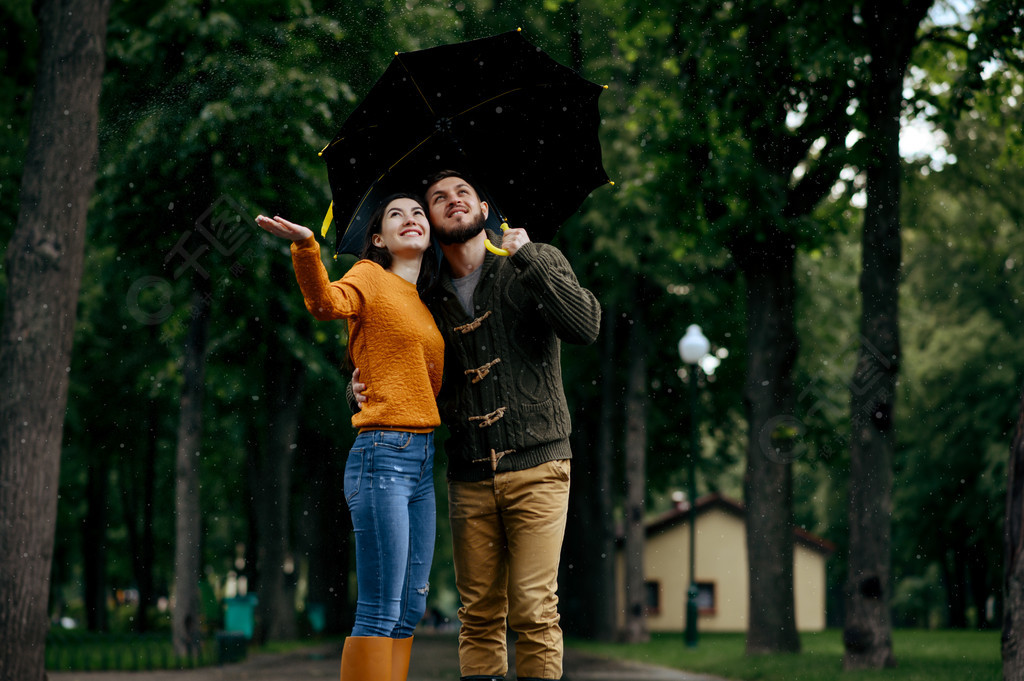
[614,507,827,633]
[793,540,827,631]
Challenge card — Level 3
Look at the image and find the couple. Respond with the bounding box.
[257,170,601,681]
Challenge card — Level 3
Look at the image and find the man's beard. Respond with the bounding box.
[434,212,486,245]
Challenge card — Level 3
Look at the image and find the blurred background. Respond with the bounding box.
[0,0,1020,660]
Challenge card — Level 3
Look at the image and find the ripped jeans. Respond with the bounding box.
[344,429,436,638]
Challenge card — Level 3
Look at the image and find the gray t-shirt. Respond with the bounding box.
[451,266,483,317]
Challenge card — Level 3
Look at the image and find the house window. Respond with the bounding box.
[695,581,716,615]
[644,580,661,615]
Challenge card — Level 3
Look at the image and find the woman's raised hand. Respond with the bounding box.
[256,214,314,241]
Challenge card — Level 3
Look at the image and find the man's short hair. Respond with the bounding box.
[423,169,478,195]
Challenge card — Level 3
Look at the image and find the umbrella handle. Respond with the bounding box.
[484,222,511,256]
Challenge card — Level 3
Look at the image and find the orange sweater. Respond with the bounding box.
[290,236,443,432]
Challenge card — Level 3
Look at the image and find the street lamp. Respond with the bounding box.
[678,324,709,648]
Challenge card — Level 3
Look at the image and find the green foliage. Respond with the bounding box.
[9,0,1017,639]
[45,630,218,671]
[893,106,1024,627]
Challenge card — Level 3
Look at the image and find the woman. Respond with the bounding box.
[256,194,442,681]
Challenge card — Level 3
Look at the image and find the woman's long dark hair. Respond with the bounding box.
[359,192,439,296]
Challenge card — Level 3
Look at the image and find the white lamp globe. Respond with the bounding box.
[679,324,710,365]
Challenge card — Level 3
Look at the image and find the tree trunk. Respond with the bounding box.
[83,447,110,632]
[621,302,649,643]
[563,298,617,640]
[944,541,969,629]
[844,1,931,669]
[593,302,619,641]
[172,279,211,659]
[0,1,109,678]
[253,351,305,642]
[296,427,329,634]
[120,394,159,633]
[734,236,801,655]
[249,260,306,642]
[966,541,992,629]
[1004,389,1024,679]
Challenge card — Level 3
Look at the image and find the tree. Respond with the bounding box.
[845,0,1024,665]
[1006,389,1024,681]
[92,0,364,642]
[172,277,211,658]
[0,0,110,678]
[613,0,861,653]
[248,260,307,642]
[894,105,1024,629]
[621,284,651,643]
[843,0,934,669]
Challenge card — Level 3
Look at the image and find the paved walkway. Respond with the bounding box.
[48,633,730,681]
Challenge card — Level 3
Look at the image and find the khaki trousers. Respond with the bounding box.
[448,459,570,679]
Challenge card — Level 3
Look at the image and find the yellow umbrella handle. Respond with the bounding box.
[484,222,511,256]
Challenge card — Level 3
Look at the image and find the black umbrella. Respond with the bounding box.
[319,29,610,256]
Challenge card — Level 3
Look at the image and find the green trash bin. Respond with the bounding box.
[307,602,326,634]
[215,631,247,665]
[224,594,257,639]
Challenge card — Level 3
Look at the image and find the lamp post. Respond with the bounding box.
[678,324,709,648]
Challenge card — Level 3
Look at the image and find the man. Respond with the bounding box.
[355,170,600,681]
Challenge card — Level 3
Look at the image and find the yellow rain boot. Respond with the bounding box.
[391,636,413,681]
[340,636,393,681]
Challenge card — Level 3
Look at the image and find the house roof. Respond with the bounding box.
[621,491,836,556]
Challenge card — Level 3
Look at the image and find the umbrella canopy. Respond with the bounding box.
[320,29,610,256]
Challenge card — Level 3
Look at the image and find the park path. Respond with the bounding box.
[48,632,731,681]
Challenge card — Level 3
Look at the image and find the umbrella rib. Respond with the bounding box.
[452,87,527,119]
[394,53,436,117]
[342,130,441,235]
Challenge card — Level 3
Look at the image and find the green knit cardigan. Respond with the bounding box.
[426,234,601,482]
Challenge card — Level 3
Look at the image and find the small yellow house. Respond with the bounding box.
[615,493,834,633]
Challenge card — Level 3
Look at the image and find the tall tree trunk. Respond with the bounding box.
[139,398,159,633]
[621,299,649,643]
[172,278,211,658]
[844,1,931,669]
[0,1,109,679]
[593,302,619,641]
[83,447,110,632]
[121,394,159,633]
[966,541,992,629]
[944,541,969,629]
[250,261,306,642]
[733,236,801,655]
[313,430,354,639]
[564,300,618,640]
[254,352,305,642]
[1004,389,1024,679]
[296,427,330,633]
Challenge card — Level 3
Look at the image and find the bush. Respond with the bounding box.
[45,630,219,671]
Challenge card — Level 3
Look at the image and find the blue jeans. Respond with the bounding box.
[344,430,436,638]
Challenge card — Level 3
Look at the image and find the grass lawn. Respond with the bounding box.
[567,629,1001,681]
